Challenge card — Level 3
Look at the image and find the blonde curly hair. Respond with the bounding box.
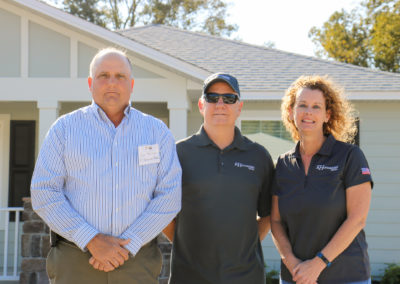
[281,75,358,143]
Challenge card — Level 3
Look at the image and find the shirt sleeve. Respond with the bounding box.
[257,149,275,217]
[120,124,182,255]
[30,117,99,251]
[343,146,374,189]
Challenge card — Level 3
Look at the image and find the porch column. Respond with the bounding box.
[37,100,60,147]
[168,98,190,141]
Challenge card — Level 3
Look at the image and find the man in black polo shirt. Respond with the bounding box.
[164,73,274,284]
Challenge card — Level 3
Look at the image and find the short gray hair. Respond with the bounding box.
[89,47,133,78]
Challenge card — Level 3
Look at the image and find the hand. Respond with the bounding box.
[283,254,302,277]
[86,234,130,271]
[292,257,325,284]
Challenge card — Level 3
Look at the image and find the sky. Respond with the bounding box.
[228,0,362,57]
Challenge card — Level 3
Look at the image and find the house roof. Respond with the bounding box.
[121,25,400,93]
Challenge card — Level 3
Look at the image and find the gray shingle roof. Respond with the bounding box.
[120,25,400,92]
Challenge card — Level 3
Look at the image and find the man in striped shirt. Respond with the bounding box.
[30,48,182,284]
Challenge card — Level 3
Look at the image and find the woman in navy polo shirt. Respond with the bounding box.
[271,75,373,284]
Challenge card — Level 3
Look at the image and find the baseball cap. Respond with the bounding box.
[203,73,240,97]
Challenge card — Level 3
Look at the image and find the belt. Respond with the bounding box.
[50,231,78,248]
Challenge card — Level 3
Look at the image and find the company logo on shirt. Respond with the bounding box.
[316,165,339,171]
[234,162,255,171]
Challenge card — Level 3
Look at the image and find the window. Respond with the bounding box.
[241,120,295,161]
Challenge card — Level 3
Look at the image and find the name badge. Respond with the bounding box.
[138,144,160,166]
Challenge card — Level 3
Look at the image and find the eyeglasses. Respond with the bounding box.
[203,93,239,104]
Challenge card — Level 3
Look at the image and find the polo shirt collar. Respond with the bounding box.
[292,134,336,158]
[193,125,248,151]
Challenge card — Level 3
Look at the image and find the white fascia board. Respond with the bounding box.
[346,91,400,100]
[0,78,189,103]
[240,91,400,101]
[11,0,209,82]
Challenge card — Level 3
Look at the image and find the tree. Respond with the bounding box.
[309,0,400,72]
[50,0,237,37]
[62,0,107,27]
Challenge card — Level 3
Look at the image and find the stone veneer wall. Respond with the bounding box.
[20,198,172,284]
[20,198,50,284]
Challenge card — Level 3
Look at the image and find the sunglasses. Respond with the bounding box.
[203,93,239,104]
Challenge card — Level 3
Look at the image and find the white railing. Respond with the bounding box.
[0,207,24,281]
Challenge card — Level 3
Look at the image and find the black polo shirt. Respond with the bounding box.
[274,134,373,284]
[169,126,274,284]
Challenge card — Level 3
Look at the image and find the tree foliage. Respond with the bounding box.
[309,0,400,72]
[62,0,107,27]
[55,0,237,37]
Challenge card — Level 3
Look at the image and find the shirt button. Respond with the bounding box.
[221,162,224,166]
[115,162,118,167]
[116,184,118,189]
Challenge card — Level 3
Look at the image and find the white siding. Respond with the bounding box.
[77,42,97,78]
[0,8,20,77]
[355,101,400,276]
[28,21,70,77]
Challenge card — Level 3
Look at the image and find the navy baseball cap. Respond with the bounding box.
[203,73,240,97]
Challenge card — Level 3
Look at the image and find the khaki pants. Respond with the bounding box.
[46,239,162,284]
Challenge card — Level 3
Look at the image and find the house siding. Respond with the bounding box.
[0,8,21,77]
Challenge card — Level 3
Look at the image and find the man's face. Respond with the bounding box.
[198,81,243,128]
[88,53,134,114]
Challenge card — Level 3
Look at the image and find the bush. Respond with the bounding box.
[266,265,279,284]
[381,263,400,284]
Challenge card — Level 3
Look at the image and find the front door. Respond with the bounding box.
[8,121,35,209]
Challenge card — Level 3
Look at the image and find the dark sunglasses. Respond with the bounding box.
[203,93,239,104]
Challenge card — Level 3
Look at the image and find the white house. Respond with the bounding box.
[1,0,399,280]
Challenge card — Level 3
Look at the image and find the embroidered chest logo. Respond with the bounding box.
[234,162,255,171]
[316,165,339,171]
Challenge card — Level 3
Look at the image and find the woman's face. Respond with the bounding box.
[290,87,330,137]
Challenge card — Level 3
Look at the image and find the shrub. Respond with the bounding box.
[381,263,400,284]
[266,265,279,284]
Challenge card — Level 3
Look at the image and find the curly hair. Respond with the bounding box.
[281,75,358,143]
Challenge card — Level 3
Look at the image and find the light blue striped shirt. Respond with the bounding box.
[31,102,182,255]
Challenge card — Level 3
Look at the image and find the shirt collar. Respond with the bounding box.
[192,125,248,151]
[90,101,131,122]
[292,134,336,158]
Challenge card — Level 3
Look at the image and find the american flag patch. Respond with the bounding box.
[361,168,371,175]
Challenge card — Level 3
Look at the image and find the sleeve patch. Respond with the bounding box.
[361,168,371,175]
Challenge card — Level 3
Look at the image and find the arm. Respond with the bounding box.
[30,118,99,250]
[257,216,270,241]
[257,149,274,241]
[31,119,131,271]
[270,196,302,277]
[120,127,182,255]
[162,219,176,242]
[292,182,372,283]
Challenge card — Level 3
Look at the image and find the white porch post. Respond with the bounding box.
[168,96,190,141]
[37,99,60,147]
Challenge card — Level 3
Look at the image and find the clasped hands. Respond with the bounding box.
[286,255,326,284]
[86,234,131,272]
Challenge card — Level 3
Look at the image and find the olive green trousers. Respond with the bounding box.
[46,239,162,284]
